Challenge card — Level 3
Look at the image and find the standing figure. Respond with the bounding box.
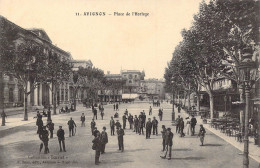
[101,127,108,154]
[125,109,128,116]
[128,114,133,129]
[143,111,146,127]
[161,128,173,160]
[191,115,197,136]
[116,103,119,111]
[198,124,206,146]
[91,119,96,135]
[39,126,49,154]
[100,107,104,120]
[176,116,181,133]
[46,120,54,138]
[180,118,185,137]
[149,106,152,115]
[36,116,43,134]
[122,114,127,129]
[138,118,144,135]
[134,115,139,133]
[186,117,191,136]
[81,113,86,127]
[158,108,163,121]
[57,126,66,152]
[92,131,101,165]
[113,104,116,111]
[178,105,181,113]
[115,120,121,130]
[146,118,152,139]
[161,125,167,151]
[117,125,125,152]
[93,108,98,120]
[152,117,158,135]
[67,117,77,137]
[110,116,115,136]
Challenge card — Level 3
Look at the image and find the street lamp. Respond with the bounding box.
[238,47,257,168]
[171,80,175,122]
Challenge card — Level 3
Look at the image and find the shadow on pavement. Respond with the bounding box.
[173,148,193,151]
[171,157,205,160]
[203,144,223,146]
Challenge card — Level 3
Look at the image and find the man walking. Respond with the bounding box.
[46,120,54,138]
[39,126,49,154]
[110,116,115,136]
[152,117,158,135]
[81,113,86,127]
[92,131,102,165]
[67,117,76,137]
[91,119,96,135]
[161,125,167,151]
[122,114,127,129]
[191,115,197,136]
[57,126,66,152]
[117,125,125,152]
[198,124,206,146]
[149,106,152,115]
[146,118,152,139]
[161,128,173,160]
[101,127,108,154]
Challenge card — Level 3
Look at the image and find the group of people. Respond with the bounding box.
[152,100,161,107]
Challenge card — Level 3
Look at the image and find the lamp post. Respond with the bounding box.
[171,80,175,121]
[238,47,256,168]
[224,94,227,128]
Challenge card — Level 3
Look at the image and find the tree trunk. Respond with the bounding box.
[74,89,77,111]
[24,92,28,121]
[196,92,200,111]
[183,91,187,107]
[187,90,191,110]
[53,84,57,115]
[209,92,214,119]
[239,85,245,135]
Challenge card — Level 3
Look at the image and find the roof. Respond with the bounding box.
[28,28,52,43]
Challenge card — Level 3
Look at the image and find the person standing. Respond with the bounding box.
[67,117,77,137]
[81,113,86,127]
[198,124,206,146]
[57,126,66,152]
[46,120,54,138]
[93,108,98,120]
[152,117,158,135]
[138,118,144,135]
[117,125,125,152]
[176,116,181,133]
[125,109,128,116]
[161,128,173,160]
[36,116,43,134]
[186,117,191,136]
[178,105,181,113]
[92,131,102,165]
[134,115,139,133]
[115,120,121,130]
[91,119,96,135]
[100,106,104,120]
[110,116,115,136]
[116,103,119,111]
[191,115,197,136]
[128,114,133,129]
[39,126,49,154]
[146,118,152,139]
[122,114,127,129]
[158,108,163,121]
[161,125,167,151]
[113,104,116,111]
[180,118,185,137]
[143,111,146,127]
[93,127,99,137]
[100,127,108,154]
[149,106,152,115]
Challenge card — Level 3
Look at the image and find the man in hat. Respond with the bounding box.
[36,115,43,134]
[81,113,86,127]
[128,114,134,129]
[152,117,158,135]
[67,117,77,137]
[92,131,102,165]
[122,114,127,129]
[91,119,96,135]
[101,127,108,154]
[117,125,125,152]
[46,120,54,138]
[39,126,49,154]
[93,127,99,137]
[134,115,139,133]
[146,118,152,139]
[161,125,167,151]
[149,106,152,115]
[110,116,115,136]
[191,115,197,136]
[161,128,173,160]
[198,124,206,146]
[115,120,121,130]
[57,126,66,152]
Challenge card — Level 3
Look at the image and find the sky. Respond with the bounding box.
[0,0,203,79]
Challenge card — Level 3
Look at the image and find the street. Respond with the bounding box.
[0,102,259,168]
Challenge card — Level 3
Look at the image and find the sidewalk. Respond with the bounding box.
[177,106,260,163]
[0,105,90,132]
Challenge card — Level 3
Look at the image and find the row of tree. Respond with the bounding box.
[164,0,259,118]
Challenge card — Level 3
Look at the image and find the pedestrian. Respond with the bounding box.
[39,126,49,154]
[146,118,152,139]
[122,114,127,129]
[176,116,181,133]
[81,113,86,127]
[57,126,66,152]
[149,106,152,115]
[67,117,77,137]
[113,104,116,111]
[93,108,97,120]
[46,120,54,138]
[186,117,191,136]
[143,111,146,127]
[198,124,206,146]
[36,116,43,134]
[128,114,133,129]
[138,118,144,135]
[101,127,108,154]
[92,131,102,165]
[161,128,173,160]
[158,108,163,121]
[115,120,121,130]
[110,116,115,136]
[152,117,158,135]
[116,103,119,111]
[100,106,104,120]
[117,125,125,152]
[134,115,139,133]
[191,115,197,136]
[179,118,185,137]
[93,127,99,137]
[125,109,128,116]
[161,125,167,151]
[178,105,181,113]
[91,119,96,135]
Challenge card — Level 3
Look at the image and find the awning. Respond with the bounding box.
[122,94,139,99]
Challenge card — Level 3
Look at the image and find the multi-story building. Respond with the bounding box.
[140,78,165,100]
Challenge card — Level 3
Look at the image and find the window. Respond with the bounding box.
[9,88,14,102]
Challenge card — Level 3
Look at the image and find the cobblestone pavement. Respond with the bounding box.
[0,103,259,168]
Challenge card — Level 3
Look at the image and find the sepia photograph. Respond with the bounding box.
[0,0,259,167]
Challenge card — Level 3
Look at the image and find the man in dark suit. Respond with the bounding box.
[117,125,125,152]
[146,118,152,139]
[110,116,115,136]
[57,126,66,152]
[67,117,76,137]
[191,115,197,136]
[152,117,158,135]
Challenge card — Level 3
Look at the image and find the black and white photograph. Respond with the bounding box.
[0,0,259,167]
